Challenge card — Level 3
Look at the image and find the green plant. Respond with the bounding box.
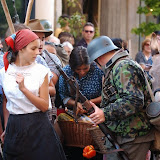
[131,0,160,36]
[94,27,100,38]
[68,12,86,39]
[67,0,82,13]
[58,17,70,28]
[132,22,160,36]
[58,0,86,39]
[58,12,86,39]
[57,12,86,39]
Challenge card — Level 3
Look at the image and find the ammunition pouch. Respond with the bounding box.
[146,102,160,131]
[146,102,160,151]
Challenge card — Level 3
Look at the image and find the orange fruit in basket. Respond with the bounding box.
[83,145,96,159]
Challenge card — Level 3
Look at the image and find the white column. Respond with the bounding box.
[100,0,140,59]
[35,0,55,30]
[54,0,62,29]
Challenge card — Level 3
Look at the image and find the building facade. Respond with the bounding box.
[0,0,149,58]
[99,0,144,58]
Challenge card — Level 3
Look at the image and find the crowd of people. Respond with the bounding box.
[0,15,159,160]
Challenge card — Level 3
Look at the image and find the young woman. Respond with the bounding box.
[0,29,66,160]
[135,39,152,72]
[58,46,104,160]
[59,46,104,114]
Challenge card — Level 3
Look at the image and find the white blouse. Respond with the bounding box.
[0,62,52,114]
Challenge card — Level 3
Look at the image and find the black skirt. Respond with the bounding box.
[3,111,66,160]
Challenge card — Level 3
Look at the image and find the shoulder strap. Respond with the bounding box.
[144,73,155,102]
[104,56,129,79]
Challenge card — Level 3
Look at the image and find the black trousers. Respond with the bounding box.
[3,111,66,160]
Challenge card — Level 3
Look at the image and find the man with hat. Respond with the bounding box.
[28,19,62,122]
[87,36,155,160]
[28,19,61,85]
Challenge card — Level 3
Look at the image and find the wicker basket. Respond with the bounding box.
[88,127,107,154]
[58,120,95,148]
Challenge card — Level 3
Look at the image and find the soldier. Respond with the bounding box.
[87,36,155,160]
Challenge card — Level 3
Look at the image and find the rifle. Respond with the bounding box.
[44,50,130,160]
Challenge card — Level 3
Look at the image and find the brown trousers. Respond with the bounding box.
[105,140,152,160]
[122,141,151,160]
[105,129,155,160]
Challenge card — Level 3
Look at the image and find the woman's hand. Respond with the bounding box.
[1,130,5,144]
[76,102,87,115]
[16,73,25,92]
[89,101,105,125]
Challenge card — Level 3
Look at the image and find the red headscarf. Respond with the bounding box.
[4,29,39,71]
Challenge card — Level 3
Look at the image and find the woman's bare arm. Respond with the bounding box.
[90,96,102,105]
[16,73,49,112]
[49,79,56,96]
[2,92,9,129]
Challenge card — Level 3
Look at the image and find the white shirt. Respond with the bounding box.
[0,62,52,114]
[42,50,62,76]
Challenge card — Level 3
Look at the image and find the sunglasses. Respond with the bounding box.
[145,43,150,46]
[84,30,94,33]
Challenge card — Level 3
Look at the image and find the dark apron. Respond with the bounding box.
[3,111,66,160]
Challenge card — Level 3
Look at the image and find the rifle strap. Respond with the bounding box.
[99,148,125,155]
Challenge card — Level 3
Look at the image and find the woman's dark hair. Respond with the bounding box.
[111,38,123,48]
[69,46,90,71]
[60,14,70,19]
[111,38,129,53]
[7,47,18,64]
[58,32,74,44]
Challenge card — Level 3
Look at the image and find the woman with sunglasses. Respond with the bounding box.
[0,29,66,160]
[135,38,152,75]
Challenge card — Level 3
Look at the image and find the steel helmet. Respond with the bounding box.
[87,36,118,62]
[40,19,53,32]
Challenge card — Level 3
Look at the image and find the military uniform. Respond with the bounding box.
[101,50,155,160]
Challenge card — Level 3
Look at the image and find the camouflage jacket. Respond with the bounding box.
[101,50,152,138]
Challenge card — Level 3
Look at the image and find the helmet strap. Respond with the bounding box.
[95,59,101,67]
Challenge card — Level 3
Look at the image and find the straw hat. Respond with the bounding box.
[28,19,53,37]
